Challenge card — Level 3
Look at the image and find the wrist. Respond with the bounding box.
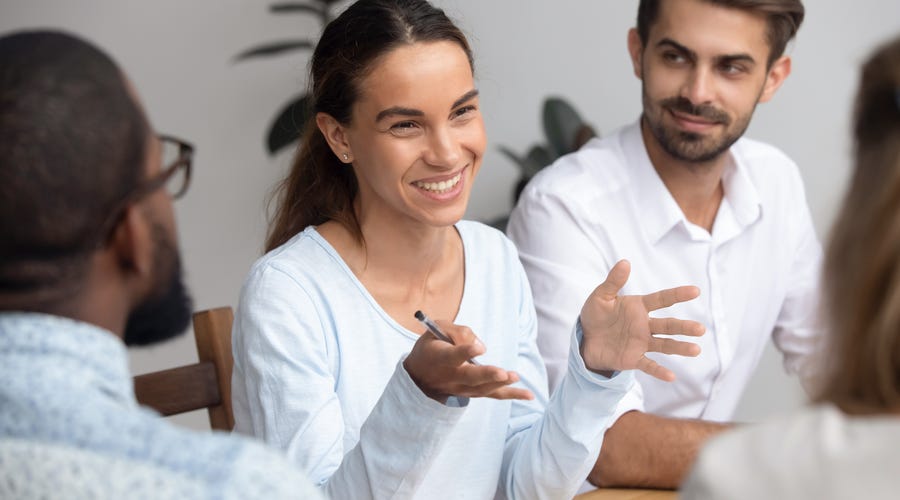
[577,319,617,377]
[402,358,450,404]
[580,342,616,378]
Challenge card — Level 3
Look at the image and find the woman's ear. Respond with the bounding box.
[316,112,354,164]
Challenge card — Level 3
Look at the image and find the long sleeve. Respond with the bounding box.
[770,167,824,393]
[507,185,614,393]
[496,252,635,500]
[231,263,465,499]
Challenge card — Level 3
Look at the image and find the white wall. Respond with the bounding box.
[2,1,898,429]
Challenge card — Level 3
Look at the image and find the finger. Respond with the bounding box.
[592,259,631,300]
[637,355,676,382]
[445,342,486,366]
[641,285,700,311]
[648,317,706,337]
[456,364,513,386]
[483,386,534,401]
[440,322,486,353]
[455,378,523,398]
[647,337,701,357]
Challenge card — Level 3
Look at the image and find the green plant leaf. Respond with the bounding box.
[233,40,315,61]
[524,145,554,177]
[543,96,587,157]
[267,94,313,155]
[573,123,598,150]
[498,145,527,170]
[498,145,545,178]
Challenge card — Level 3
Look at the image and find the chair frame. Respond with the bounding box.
[134,307,234,431]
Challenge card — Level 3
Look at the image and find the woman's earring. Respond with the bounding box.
[342,153,350,162]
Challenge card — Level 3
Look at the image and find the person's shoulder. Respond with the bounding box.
[217,433,323,499]
[732,136,803,181]
[252,227,327,270]
[457,220,516,255]
[243,227,339,292]
[682,405,849,500]
[127,414,320,499]
[522,130,632,203]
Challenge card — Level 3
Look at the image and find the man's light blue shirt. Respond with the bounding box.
[0,312,322,500]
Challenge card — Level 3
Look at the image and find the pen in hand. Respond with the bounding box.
[414,310,481,365]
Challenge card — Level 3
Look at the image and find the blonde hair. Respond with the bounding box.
[817,34,900,414]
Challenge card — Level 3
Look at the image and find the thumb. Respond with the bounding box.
[594,259,631,300]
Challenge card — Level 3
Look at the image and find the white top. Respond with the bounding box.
[507,121,823,422]
[682,404,900,500]
[231,221,635,500]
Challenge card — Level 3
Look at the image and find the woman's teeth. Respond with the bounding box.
[414,172,462,193]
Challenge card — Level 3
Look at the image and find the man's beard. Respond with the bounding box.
[643,86,754,164]
[123,224,193,347]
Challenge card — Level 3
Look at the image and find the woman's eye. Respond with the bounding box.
[453,105,476,119]
[390,121,420,135]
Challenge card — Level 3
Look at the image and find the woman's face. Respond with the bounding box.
[342,40,486,229]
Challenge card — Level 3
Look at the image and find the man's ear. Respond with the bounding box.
[627,28,644,80]
[316,112,354,164]
[109,205,154,280]
[759,55,792,104]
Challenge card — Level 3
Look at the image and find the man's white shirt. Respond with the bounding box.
[507,121,823,422]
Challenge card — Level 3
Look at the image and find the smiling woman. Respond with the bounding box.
[229,0,706,498]
[315,40,485,237]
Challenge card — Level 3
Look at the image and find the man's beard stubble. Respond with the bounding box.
[123,223,193,347]
[643,89,753,164]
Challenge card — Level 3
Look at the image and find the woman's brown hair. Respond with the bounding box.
[817,35,900,414]
[265,0,473,252]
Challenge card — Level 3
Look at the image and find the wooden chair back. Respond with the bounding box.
[134,307,234,431]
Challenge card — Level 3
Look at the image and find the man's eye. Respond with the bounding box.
[663,52,686,64]
[720,63,745,75]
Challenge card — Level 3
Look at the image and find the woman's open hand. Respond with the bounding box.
[403,320,534,403]
[580,260,706,381]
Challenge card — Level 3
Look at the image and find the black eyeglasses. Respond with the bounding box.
[145,134,194,200]
[97,134,194,244]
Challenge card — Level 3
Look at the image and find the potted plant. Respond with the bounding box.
[491,96,597,230]
[235,1,344,155]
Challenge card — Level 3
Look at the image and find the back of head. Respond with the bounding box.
[637,0,805,66]
[0,31,147,307]
[819,34,900,414]
[265,0,473,251]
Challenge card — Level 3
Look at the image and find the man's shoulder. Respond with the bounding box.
[130,409,316,497]
[731,136,808,204]
[522,130,633,204]
[733,136,801,176]
[0,415,317,499]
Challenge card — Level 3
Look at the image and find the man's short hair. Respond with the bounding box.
[0,31,148,298]
[636,0,805,67]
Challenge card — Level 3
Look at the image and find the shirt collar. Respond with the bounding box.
[721,144,762,228]
[623,120,762,244]
[622,121,685,244]
[0,312,134,404]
